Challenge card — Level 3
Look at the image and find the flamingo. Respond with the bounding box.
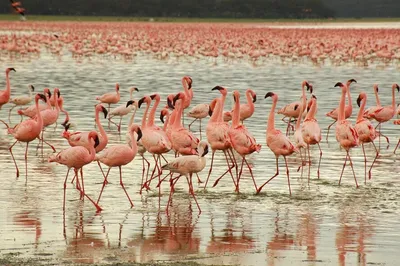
[256,92,297,195]
[334,82,359,188]
[108,87,139,132]
[293,104,307,170]
[205,86,236,190]
[301,95,322,182]
[0,67,16,110]
[18,88,51,119]
[95,124,142,207]
[8,84,34,122]
[48,131,102,211]
[363,84,381,119]
[224,89,257,124]
[62,104,108,153]
[187,103,209,139]
[367,83,399,148]
[355,92,378,183]
[95,83,120,128]
[161,141,209,213]
[228,90,261,193]
[0,94,47,178]
[326,79,357,141]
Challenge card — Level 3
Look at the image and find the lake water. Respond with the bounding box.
[0,24,400,266]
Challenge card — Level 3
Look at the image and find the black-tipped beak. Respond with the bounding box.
[202,145,209,157]
[294,104,299,111]
[150,94,156,100]
[212,86,223,91]
[136,128,143,142]
[126,100,134,108]
[348,79,357,84]
[167,97,175,109]
[63,122,70,131]
[9,68,16,72]
[376,87,379,93]
[307,106,310,112]
[252,94,257,103]
[94,136,100,148]
[160,112,165,124]
[265,92,274,98]
[39,93,47,102]
[208,106,213,116]
[134,87,139,92]
[173,94,181,105]
[30,85,35,91]
[357,95,361,107]
[334,82,343,88]
[138,97,145,108]
[48,91,52,98]
[396,84,400,92]
[57,90,61,98]
[101,106,108,118]
[312,95,317,99]
[233,94,236,103]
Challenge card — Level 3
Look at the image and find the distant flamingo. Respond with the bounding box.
[326,79,357,141]
[367,83,399,147]
[62,104,108,153]
[162,141,209,213]
[187,103,209,139]
[334,82,359,188]
[48,131,102,211]
[8,84,34,122]
[301,95,322,182]
[228,90,261,193]
[363,84,381,119]
[0,67,16,110]
[96,83,120,128]
[355,92,378,183]
[95,124,142,207]
[205,86,236,190]
[108,87,139,132]
[0,94,46,178]
[257,92,297,195]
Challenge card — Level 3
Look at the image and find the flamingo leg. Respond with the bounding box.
[204,150,215,190]
[140,155,151,194]
[8,105,16,124]
[347,151,359,188]
[118,117,122,132]
[63,168,71,211]
[285,117,292,136]
[97,161,108,184]
[368,142,379,180]
[79,169,102,211]
[362,143,367,184]
[235,157,245,193]
[326,120,336,141]
[97,167,111,204]
[188,118,197,131]
[284,156,292,196]
[256,157,279,194]
[228,148,239,181]
[199,119,202,139]
[9,140,19,178]
[119,166,134,207]
[244,157,258,193]
[108,104,111,129]
[307,144,311,185]
[166,174,182,214]
[24,142,29,179]
[394,138,400,154]
[212,150,236,188]
[338,153,348,186]
[80,168,85,199]
[188,173,201,213]
[317,143,322,179]
[195,173,203,183]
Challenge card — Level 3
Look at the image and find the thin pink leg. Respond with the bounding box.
[97,161,108,184]
[368,142,379,180]
[195,173,203,183]
[63,168,71,211]
[338,153,348,186]
[9,140,19,178]
[188,118,197,131]
[244,157,258,192]
[212,150,237,188]
[394,138,400,154]
[362,143,367,184]
[235,157,245,193]
[307,145,311,184]
[166,174,181,214]
[79,169,102,211]
[284,156,291,196]
[97,167,111,204]
[347,151,359,188]
[257,157,279,194]
[317,143,322,179]
[204,150,215,190]
[188,173,201,213]
[326,120,336,141]
[119,166,134,207]
[25,142,29,179]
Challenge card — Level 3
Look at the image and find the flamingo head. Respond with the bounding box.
[357,92,366,107]
[173,92,185,105]
[96,104,108,118]
[160,108,169,124]
[130,87,139,93]
[307,95,317,112]
[6,67,16,74]
[138,96,151,108]
[36,93,47,103]
[150,93,160,101]
[126,100,137,109]
[232,90,240,103]
[115,83,120,92]
[130,124,142,142]
[166,94,175,110]
[212,86,228,96]
[373,84,379,93]
[264,92,277,101]
[29,85,35,92]
[249,89,257,103]
[334,82,344,88]
[198,141,209,157]
[302,80,313,93]
[44,88,51,99]
[347,79,357,86]
[393,83,400,92]
[185,76,193,89]
[88,131,100,148]
[54,88,60,99]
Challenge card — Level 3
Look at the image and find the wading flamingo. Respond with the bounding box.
[228,90,261,193]
[334,82,359,188]
[0,67,16,110]
[96,124,142,207]
[180,76,193,125]
[363,84,381,119]
[223,89,257,124]
[18,88,51,119]
[8,84,34,122]
[162,141,209,213]
[355,92,378,183]
[48,131,102,211]
[257,92,297,195]
[109,87,139,132]
[0,94,47,178]
[187,103,209,139]
[301,95,322,182]
[326,79,357,141]
[96,83,120,128]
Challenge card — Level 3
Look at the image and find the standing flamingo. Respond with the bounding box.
[48,131,102,211]
[0,94,46,178]
[256,92,297,195]
[333,82,359,188]
[363,84,381,119]
[326,79,357,141]
[96,83,120,128]
[228,90,261,193]
[18,88,51,118]
[355,92,378,183]
[187,103,209,139]
[301,95,322,182]
[162,141,209,213]
[108,87,139,132]
[8,84,34,122]
[0,67,16,110]
[95,124,142,207]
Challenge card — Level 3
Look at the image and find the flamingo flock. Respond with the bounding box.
[1,66,400,214]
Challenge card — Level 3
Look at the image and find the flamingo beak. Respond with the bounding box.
[334,82,343,88]
[396,84,400,92]
[9,68,16,72]
[212,86,223,91]
[252,94,257,103]
[208,106,213,116]
[202,144,209,157]
[101,106,108,118]
[150,94,156,100]
[160,112,165,124]
[265,92,274,98]
[173,94,181,105]
[94,135,100,148]
[136,128,143,142]
[39,93,47,102]
[126,100,135,108]
[30,85,35,91]
[138,97,145,108]
[357,95,361,107]
[57,90,61,98]
[134,87,139,92]
[349,79,357,84]
[167,97,175,110]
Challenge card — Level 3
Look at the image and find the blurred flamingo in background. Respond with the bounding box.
[96,83,120,128]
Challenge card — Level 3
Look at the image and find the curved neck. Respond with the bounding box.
[129,131,138,154]
[173,102,183,128]
[35,98,43,129]
[129,90,134,100]
[210,99,222,123]
[374,89,381,107]
[392,86,396,110]
[128,107,137,128]
[219,94,226,122]
[338,87,346,122]
[148,97,160,127]
[267,98,277,132]
[54,94,60,111]
[28,87,33,97]
[246,91,255,114]
[141,102,150,129]
[295,106,303,129]
[357,97,366,122]
[88,140,96,159]
[95,108,107,142]
[346,88,352,110]
[232,97,240,127]
[305,100,317,120]
[163,113,170,131]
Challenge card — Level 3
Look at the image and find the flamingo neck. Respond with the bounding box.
[5,72,10,96]
[88,140,96,159]
[392,86,397,112]
[35,98,43,129]
[338,87,346,122]
[129,131,138,155]
[219,94,226,122]
[141,102,150,129]
[163,113,170,131]
[129,90,134,100]
[356,97,366,122]
[301,85,306,110]
[173,102,183,128]
[54,94,60,112]
[95,108,107,143]
[346,87,352,113]
[210,98,222,123]
[295,105,303,129]
[246,91,255,115]
[128,107,137,128]
[232,97,240,127]
[28,87,33,98]
[148,97,160,127]
[374,89,381,107]
[267,98,276,133]
[305,100,317,120]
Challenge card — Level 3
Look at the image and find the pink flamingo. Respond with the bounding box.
[367,83,399,147]
[257,92,297,195]
[334,82,359,188]
[301,95,322,182]
[363,84,381,119]
[62,104,108,153]
[108,87,139,132]
[205,86,236,190]
[95,124,142,207]
[95,83,120,128]
[48,131,102,211]
[179,76,193,126]
[187,103,209,139]
[228,90,261,193]
[0,67,15,110]
[8,84,34,123]
[162,141,209,213]
[293,104,307,169]
[0,94,46,178]
[326,79,357,141]
[18,88,51,119]
[355,92,378,183]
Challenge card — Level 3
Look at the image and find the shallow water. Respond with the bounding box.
[0,36,400,266]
